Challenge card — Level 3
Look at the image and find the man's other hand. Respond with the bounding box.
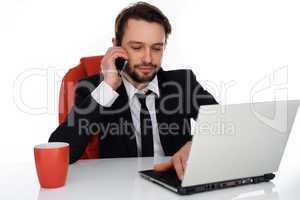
[153,141,192,180]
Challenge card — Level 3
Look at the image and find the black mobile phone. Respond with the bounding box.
[115,57,126,71]
[115,41,127,72]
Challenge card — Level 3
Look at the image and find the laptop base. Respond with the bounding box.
[139,169,275,195]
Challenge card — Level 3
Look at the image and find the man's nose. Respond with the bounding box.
[142,47,152,64]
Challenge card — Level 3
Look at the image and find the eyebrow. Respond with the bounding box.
[127,41,164,46]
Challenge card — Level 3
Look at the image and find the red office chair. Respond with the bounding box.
[58,55,103,159]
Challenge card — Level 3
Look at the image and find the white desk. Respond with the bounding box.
[1,156,300,200]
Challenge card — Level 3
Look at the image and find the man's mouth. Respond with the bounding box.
[138,66,154,74]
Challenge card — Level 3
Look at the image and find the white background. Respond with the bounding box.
[0,0,299,165]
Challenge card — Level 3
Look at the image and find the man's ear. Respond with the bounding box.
[112,38,117,47]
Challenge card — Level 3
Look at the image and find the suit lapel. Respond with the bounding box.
[114,82,138,157]
[155,69,171,155]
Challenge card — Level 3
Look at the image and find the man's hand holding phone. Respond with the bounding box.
[101,47,128,90]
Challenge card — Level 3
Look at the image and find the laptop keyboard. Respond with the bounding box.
[141,169,182,188]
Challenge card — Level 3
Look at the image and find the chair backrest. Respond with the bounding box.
[58,55,103,159]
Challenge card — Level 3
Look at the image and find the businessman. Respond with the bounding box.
[49,1,217,180]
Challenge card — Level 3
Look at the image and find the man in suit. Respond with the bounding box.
[49,2,217,180]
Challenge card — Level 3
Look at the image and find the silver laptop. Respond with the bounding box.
[139,100,300,195]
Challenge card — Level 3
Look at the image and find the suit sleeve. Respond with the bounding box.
[188,70,218,121]
[49,79,104,164]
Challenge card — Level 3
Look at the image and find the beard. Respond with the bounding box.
[124,62,159,83]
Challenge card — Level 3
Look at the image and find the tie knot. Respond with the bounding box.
[136,90,152,106]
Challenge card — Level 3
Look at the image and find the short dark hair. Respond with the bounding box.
[115,1,172,45]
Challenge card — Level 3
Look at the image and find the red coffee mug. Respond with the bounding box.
[34,142,69,188]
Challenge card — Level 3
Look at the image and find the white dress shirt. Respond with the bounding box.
[91,75,165,157]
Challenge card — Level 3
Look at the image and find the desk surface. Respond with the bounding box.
[1,156,300,200]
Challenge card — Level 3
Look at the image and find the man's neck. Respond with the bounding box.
[122,71,149,90]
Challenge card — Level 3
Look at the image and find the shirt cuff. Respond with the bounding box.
[91,81,119,107]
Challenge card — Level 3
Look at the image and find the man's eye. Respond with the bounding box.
[153,48,162,51]
[131,47,141,50]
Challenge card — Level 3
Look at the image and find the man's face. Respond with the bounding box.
[119,19,166,83]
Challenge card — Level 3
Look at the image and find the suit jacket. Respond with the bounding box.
[49,68,217,164]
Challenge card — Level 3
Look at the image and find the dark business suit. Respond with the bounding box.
[49,68,217,163]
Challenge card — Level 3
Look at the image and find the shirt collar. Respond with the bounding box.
[121,74,160,101]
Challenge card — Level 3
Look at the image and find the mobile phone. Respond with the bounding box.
[115,41,128,72]
[115,57,127,71]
